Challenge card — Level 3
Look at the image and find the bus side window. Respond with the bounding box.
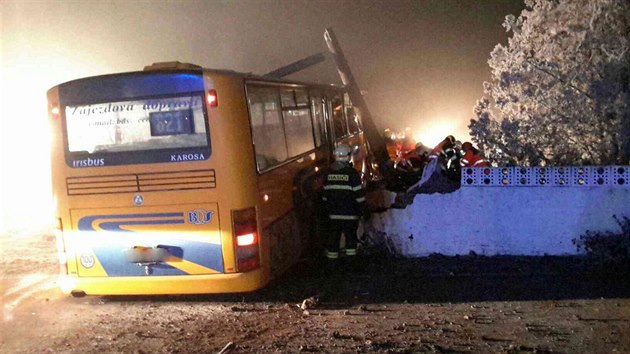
[344,93,361,135]
[283,109,315,157]
[346,106,361,135]
[331,94,348,140]
[310,94,325,147]
[248,86,288,171]
[282,89,315,157]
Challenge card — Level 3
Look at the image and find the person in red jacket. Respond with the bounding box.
[383,129,398,161]
[395,136,420,172]
[460,142,489,167]
[428,135,456,160]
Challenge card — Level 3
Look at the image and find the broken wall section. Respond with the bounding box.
[366,166,630,256]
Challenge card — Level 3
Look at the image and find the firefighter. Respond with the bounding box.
[394,136,418,171]
[460,142,489,167]
[383,129,398,161]
[415,142,430,160]
[322,144,368,262]
[445,140,462,169]
[428,135,456,160]
[380,129,398,183]
[399,135,419,162]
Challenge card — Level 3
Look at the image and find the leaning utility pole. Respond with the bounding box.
[264,53,326,78]
[324,28,386,162]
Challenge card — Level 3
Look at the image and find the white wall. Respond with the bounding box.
[367,181,630,257]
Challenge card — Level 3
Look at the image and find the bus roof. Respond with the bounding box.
[50,61,344,94]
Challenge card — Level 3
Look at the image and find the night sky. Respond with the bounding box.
[0,0,524,229]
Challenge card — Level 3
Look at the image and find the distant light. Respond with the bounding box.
[263,194,269,202]
[51,106,60,117]
[206,90,218,107]
[413,119,457,147]
[314,166,319,173]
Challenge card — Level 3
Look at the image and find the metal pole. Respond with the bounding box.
[324,28,386,162]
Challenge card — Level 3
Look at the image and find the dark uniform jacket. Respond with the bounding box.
[322,161,366,220]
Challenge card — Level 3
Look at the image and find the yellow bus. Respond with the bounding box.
[47,62,371,296]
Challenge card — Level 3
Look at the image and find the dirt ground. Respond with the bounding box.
[1,229,630,353]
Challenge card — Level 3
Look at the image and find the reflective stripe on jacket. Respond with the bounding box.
[430,139,454,159]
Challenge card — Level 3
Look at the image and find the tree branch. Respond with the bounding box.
[526,92,597,163]
[526,59,594,100]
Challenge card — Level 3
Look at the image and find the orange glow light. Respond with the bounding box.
[413,119,458,147]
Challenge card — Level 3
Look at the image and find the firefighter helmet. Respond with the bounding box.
[383,128,394,142]
[333,144,353,162]
[462,142,473,151]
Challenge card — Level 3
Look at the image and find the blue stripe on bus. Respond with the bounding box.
[92,246,188,276]
[78,213,184,231]
[90,240,224,276]
[99,219,185,231]
[176,240,224,271]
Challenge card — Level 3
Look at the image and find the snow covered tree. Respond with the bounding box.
[470,0,630,166]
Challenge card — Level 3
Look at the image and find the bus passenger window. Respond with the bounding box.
[280,89,296,107]
[283,108,315,157]
[310,95,325,147]
[346,106,361,134]
[247,86,288,171]
[331,95,348,139]
[295,90,309,107]
[281,88,314,157]
[344,93,360,134]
